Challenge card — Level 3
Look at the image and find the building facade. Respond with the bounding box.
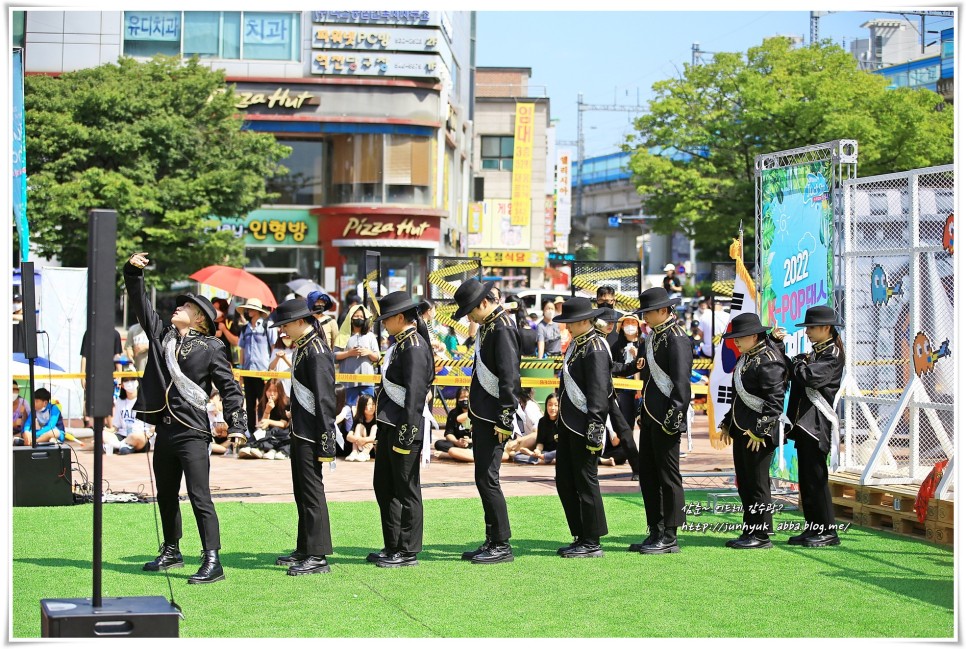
[21,9,475,306]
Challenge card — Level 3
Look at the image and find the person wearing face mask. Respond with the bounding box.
[106,379,153,454]
[306,291,340,352]
[536,300,562,359]
[334,303,380,407]
[210,298,239,367]
[12,380,29,446]
[435,387,473,461]
[605,313,643,480]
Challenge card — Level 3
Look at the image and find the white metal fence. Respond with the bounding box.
[840,164,954,491]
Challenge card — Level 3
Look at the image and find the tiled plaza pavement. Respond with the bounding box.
[66,413,734,504]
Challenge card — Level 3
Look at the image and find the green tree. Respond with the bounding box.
[626,37,953,259]
[24,55,291,288]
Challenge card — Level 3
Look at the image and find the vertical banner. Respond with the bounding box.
[543,196,555,250]
[12,48,29,262]
[760,159,834,483]
[555,148,573,237]
[510,102,534,226]
[708,239,758,434]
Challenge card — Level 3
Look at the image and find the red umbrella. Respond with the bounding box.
[189,265,278,308]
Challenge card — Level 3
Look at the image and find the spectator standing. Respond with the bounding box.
[125,322,151,373]
[443,326,460,356]
[335,304,380,407]
[536,300,562,358]
[237,298,277,441]
[211,298,240,367]
[662,263,683,295]
[517,311,538,357]
[306,291,340,352]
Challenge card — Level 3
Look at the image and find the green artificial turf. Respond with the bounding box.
[12,493,954,638]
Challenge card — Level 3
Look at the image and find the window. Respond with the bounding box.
[481,135,514,171]
[123,11,299,61]
[266,140,325,205]
[474,177,485,201]
[326,132,434,206]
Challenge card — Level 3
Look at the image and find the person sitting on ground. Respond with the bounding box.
[599,416,625,467]
[525,392,560,465]
[105,379,153,454]
[239,378,291,460]
[504,387,542,463]
[333,384,354,459]
[24,387,65,445]
[12,380,28,446]
[206,390,231,455]
[434,387,473,462]
[345,393,378,461]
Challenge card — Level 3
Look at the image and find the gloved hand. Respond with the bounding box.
[744,430,765,452]
[495,427,512,444]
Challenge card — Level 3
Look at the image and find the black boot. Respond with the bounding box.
[557,536,580,556]
[461,537,491,561]
[276,550,308,566]
[561,538,604,559]
[187,550,225,584]
[629,524,664,552]
[143,543,183,571]
[471,541,514,564]
[640,527,680,554]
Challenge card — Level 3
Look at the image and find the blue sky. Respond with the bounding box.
[476,10,954,157]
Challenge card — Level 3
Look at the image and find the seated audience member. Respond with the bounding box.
[435,387,473,462]
[504,387,543,462]
[207,390,231,455]
[12,380,28,446]
[520,392,559,464]
[345,393,378,461]
[239,378,291,460]
[105,379,152,454]
[333,385,354,459]
[24,388,65,445]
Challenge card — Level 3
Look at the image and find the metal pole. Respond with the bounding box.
[92,415,103,608]
[28,359,36,447]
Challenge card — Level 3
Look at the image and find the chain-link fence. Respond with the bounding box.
[842,165,954,488]
[570,260,640,311]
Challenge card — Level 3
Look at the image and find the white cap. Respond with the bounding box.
[664,264,676,272]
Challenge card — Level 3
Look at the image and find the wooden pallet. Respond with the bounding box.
[854,507,928,539]
[925,520,954,546]
[927,498,954,525]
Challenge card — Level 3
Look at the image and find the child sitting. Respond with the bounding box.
[24,387,66,445]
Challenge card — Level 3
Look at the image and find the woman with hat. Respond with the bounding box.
[453,278,522,564]
[770,305,845,548]
[237,297,278,443]
[306,290,340,352]
[270,298,338,576]
[716,312,789,550]
[552,297,612,558]
[367,291,435,568]
[123,252,248,584]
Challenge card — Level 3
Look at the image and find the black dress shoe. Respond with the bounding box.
[276,550,307,566]
[461,539,491,561]
[187,550,225,584]
[287,555,331,575]
[561,541,603,559]
[731,536,773,550]
[629,526,664,552]
[375,552,418,568]
[640,533,680,555]
[471,542,513,564]
[366,549,391,563]
[557,537,579,556]
[725,533,752,548]
[143,543,184,571]
[787,531,817,546]
[803,532,840,548]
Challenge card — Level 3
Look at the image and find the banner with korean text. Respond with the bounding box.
[511,103,534,226]
[12,48,28,262]
[760,159,835,483]
[555,148,573,237]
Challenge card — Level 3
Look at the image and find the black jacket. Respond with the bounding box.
[123,261,246,437]
[469,306,522,433]
[559,329,613,449]
[376,326,435,452]
[289,330,337,458]
[782,337,844,453]
[616,318,692,434]
[720,338,788,447]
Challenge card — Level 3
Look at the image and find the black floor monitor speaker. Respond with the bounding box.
[41,597,180,637]
[13,445,73,507]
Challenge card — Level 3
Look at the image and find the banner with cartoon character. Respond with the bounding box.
[760,160,835,483]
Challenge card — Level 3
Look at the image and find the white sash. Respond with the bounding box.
[561,343,588,414]
[733,356,765,413]
[644,332,694,450]
[290,363,315,416]
[381,343,407,408]
[162,331,208,411]
[474,335,500,399]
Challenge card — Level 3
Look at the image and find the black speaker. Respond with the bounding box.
[20,260,38,358]
[85,210,118,418]
[41,596,180,637]
[12,446,73,507]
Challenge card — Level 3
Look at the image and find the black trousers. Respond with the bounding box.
[638,416,686,529]
[732,437,775,538]
[555,423,608,541]
[470,417,511,543]
[289,436,333,556]
[373,423,424,554]
[794,434,836,534]
[153,426,219,551]
[242,376,264,437]
[614,389,640,474]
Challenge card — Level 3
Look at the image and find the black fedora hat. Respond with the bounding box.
[553,297,608,323]
[375,291,418,322]
[721,312,772,339]
[176,293,217,333]
[636,287,681,314]
[795,305,843,328]
[270,298,314,327]
[453,278,496,320]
